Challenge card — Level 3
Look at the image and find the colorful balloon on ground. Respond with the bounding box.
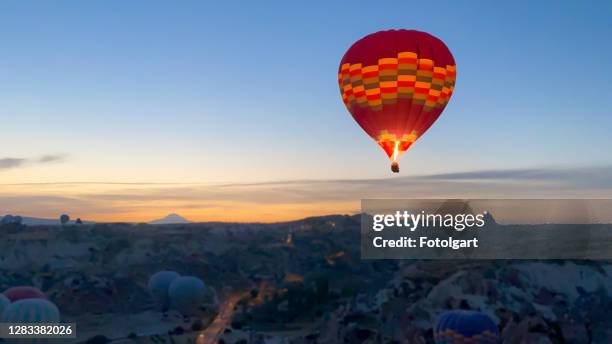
[434,310,499,343]
[168,276,206,316]
[148,270,180,311]
[1,299,60,344]
[338,29,456,172]
[3,286,46,302]
[0,294,10,315]
[1,299,60,323]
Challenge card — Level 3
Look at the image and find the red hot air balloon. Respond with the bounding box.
[338,30,456,172]
[3,286,46,302]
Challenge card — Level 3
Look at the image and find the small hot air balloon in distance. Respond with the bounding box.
[3,286,46,302]
[168,276,206,317]
[148,270,180,312]
[59,214,70,226]
[338,30,456,172]
[433,310,499,344]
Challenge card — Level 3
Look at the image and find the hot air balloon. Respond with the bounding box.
[433,310,499,343]
[3,286,46,302]
[148,270,180,311]
[168,276,206,317]
[0,294,10,315]
[1,299,60,323]
[338,30,456,172]
[1,299,60,344]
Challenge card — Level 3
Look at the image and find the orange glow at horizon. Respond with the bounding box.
[3,174,609,224]
[0,183,360,223]
[81,201,360,223]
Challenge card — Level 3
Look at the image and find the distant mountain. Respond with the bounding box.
[149,213,191,225]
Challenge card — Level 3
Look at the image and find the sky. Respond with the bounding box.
[1,1,612,222]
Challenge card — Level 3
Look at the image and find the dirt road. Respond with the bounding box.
[196,292,246,344]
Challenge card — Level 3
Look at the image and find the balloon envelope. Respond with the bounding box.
[338,29,456,168]
[168,276,206,316]
[434,310,499,343]
[3,286,46,302]
[1,299,60,323]
[0,294,10,315]
[147,270,180,310]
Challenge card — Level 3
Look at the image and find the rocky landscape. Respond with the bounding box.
[0,215,610,343]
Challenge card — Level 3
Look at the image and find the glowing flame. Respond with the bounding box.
[392,141,399,162]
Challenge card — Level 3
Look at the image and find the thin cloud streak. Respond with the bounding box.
[0,154,69,170]
[1,165,611,222]
[3,165,612,188]
[421,166,612,189]
[0,158,26,169]
[37,154,68,164]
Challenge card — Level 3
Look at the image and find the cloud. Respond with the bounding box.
[1,165,612,222]
[420,166,612,189]
[0,154,68,170]
[421,168,552,180]
[37,154,68,164]
[0,158,26,169]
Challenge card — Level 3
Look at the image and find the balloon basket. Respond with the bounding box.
[391,162,399,173]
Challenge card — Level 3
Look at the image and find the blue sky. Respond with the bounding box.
[1,1,612,220]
